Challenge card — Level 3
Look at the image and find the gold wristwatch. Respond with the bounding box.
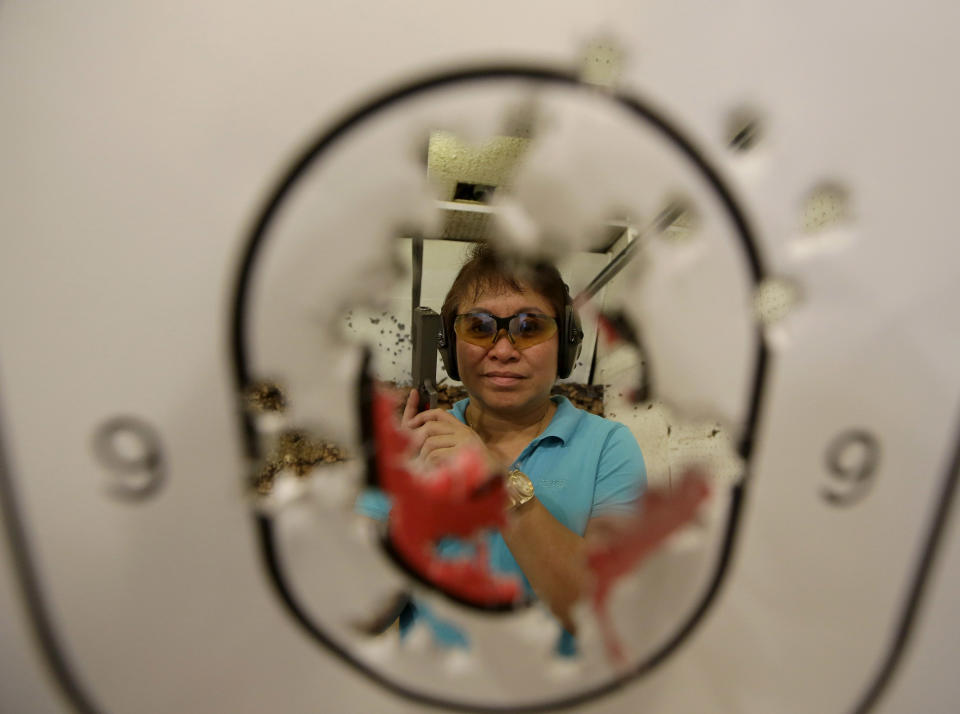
[506,469,535,510]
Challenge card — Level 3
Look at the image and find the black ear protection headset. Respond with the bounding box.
[437,285,584,381]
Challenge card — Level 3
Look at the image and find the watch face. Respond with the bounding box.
[508,470,535,504]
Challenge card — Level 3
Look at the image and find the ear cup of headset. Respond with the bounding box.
[557,302,584,379]
[438,319,459,381]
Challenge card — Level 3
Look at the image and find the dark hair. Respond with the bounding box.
[440,243,569,333]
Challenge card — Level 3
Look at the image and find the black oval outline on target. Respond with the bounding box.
[230,65,769,712]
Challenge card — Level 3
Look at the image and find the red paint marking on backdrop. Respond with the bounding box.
[597,310,643,349]
[596,311,647,404]
[371,389,521,606]
[586,469,711,664]
[596,313,621,345]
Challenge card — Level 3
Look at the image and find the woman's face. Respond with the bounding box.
[455,284,559,416]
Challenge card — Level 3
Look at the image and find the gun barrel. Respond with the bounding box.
[411,306,441,411]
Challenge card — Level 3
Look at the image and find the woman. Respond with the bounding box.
[402,244,646,634]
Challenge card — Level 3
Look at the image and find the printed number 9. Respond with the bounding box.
[822,430,880,507]
[92,416,166,501]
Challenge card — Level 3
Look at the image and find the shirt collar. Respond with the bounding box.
[535,395,579,445]
[451,395,581,446]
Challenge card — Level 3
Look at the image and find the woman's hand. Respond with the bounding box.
[401,389,502,471]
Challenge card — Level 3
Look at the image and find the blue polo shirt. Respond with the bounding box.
[355,396,645,652]
[357,396,646,583]
[446,395,645,586]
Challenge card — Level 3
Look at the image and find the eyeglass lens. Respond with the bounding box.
[454,312,557,349]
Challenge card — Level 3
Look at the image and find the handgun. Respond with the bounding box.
[411,305,441,412]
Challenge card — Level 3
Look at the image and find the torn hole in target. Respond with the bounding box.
[235,71,768,707]
[243,380,348,497]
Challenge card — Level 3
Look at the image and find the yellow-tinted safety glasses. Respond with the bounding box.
[453,312,558,350]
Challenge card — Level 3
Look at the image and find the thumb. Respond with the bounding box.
[401,388,418,427]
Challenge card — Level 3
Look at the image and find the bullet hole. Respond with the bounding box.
[398,323,406,330]
[710,429,719,437]
[726,107,763,152]
[370,318,381,325]
[246,381,287,413]
[253,429,349,494]
[754,277,800,325]
[667,426,672,436]
[802,183,850,232]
